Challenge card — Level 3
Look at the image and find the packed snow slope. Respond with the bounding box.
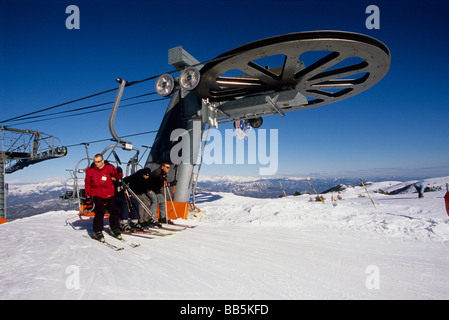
[1,177,449,300]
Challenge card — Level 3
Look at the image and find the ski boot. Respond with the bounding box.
[159,217,175,225]
[130,222,144,231]
[92,231,105,242]
[110,229,123,240]
[120,223,135,233]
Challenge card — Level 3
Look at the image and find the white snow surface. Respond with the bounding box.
[1,176,449,300]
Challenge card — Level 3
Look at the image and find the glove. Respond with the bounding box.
[170,179,177,187]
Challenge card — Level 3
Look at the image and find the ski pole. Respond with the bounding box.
[163,181,168,221]
[122,186,133,218]
[306,178,324,203]
[359,178,377,210]
[165,182,179,219]
[125,185,159,225]
[172,163,179,196]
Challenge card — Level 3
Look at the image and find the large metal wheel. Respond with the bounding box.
[196,31,390,110]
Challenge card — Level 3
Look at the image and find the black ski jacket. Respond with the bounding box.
[123,168,151,195]
[148,168,167,194]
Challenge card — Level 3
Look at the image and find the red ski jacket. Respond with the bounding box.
[84,161,120,199]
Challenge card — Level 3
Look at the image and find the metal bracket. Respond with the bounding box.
[109,78,132,150]
[168,46,203,71]
[265,95,285,117]
[201,99,218,128]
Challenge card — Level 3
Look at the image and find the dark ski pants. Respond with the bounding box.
[116,195,139,222]
[92,196,120,233]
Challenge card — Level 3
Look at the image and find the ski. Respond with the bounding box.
[83,235,124,251]
[122,229,174,237]
[156,224,186,232]
[106,230,141,248]
[167,222,197,229]
[145,224,186,232]
[115,237,140,248]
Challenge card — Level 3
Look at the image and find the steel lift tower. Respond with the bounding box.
[0,127,67,223]
[148,31,391,218]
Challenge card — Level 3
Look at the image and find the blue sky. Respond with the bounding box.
[1,0,449,182]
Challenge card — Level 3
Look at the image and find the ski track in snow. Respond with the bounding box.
[1,177,449,299]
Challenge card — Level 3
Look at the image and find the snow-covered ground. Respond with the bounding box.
[1,176,448,300]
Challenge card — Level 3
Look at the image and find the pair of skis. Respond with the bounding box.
[123,183,198,230]
[121,222,196,238]
[86,222,197,250]
[85,230,140,251]
[86,226,197,250]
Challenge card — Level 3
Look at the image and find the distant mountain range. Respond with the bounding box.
[5,179,75,220]
[4,175,433,221]
[194,175,415,198]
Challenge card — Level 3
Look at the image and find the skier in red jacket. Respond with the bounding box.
[84,153,122,241]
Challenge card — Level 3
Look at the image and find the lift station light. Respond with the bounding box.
[155,73,175,97]
[179,67,200,91]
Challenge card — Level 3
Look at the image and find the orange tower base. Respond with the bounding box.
[79,201,191,221]
[162,201,190,220]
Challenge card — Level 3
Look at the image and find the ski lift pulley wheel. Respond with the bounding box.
[195,31,391,109]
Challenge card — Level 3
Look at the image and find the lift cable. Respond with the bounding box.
[64,129,159,148]
[0,51,238,125]
[1,91,159,124]
[0,87,119,124]
[4,96,169,127]
[0,72,170,124]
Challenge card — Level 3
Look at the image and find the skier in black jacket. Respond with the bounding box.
[147,162,177,224]
[122,167,154,225]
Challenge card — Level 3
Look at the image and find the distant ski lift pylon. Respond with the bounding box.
[1,127,67,223]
